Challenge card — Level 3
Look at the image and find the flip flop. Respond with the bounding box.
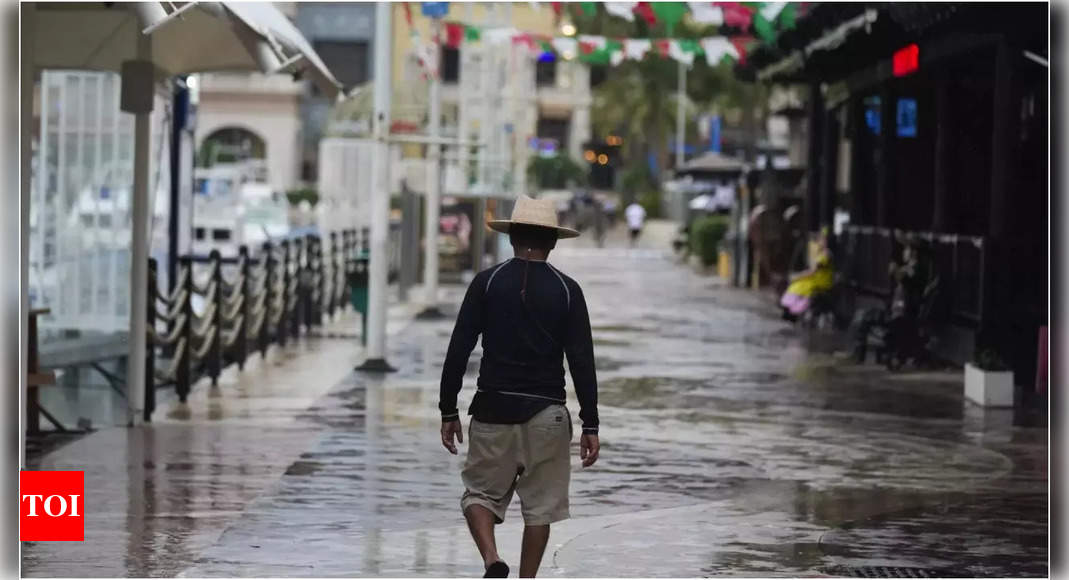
[484,561,509,578]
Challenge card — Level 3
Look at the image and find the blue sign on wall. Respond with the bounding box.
[896,98,918,138]
[421,2,449,18]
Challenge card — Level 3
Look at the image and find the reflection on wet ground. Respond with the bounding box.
[23,236,1047,577]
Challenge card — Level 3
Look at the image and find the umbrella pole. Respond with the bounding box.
[357,0,396,372]
[125,32,152,424]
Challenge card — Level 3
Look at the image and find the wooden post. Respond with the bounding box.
[176,256,193,402]
[208,250,223,386]
[261,241,274,358]
[820,106,840,237]
[804,82,825,234]
[236,245,250,371]
[278,240,290,348]
[144,259,157,422]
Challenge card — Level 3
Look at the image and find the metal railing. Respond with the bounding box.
[839,225,986,325]
[143,228,378,421]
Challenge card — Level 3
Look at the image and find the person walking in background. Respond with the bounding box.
[625,200,647,247]
[439,196,601,578]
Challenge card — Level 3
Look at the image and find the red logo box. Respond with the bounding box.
[20,471,84,541]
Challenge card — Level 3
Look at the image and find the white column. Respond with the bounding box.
[476,4,493,189]
[126,31,151,425]
[421,18,442,315]
[676,59,686,168]
[20,3,35,467]
[361,0,394,370]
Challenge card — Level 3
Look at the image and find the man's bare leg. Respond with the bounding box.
[464,505,502,569]
[519,524,550,578]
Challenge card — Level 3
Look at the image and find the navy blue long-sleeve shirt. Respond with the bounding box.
[439,258,599,434]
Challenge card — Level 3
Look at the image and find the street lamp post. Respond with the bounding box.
[418,16,445,319]
[357,1,397,372]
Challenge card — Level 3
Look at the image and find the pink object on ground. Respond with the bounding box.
[780,293,810,315]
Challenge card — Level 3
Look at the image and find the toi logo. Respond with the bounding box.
[20,471,84,541]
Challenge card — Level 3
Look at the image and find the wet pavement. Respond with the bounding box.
[23,222,1048,577]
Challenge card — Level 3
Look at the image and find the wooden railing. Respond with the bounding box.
[144,229,371,421]
[839,225,986,325]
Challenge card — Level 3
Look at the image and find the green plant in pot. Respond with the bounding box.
[689,215,730,267]
[973,348,1010,372]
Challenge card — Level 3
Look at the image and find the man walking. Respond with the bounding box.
[439,196,600,578]
[625,200,647,247]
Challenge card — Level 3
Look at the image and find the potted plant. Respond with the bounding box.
[964,348,1014,407]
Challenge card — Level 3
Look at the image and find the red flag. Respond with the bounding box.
[403,2,414,28]
[512,32,535,50]
[633,2,657,26]
[655,39,670,57]
[444,22,465,48]
[551,2,564,18]
[716,2,754,28]
[730,35,754,65]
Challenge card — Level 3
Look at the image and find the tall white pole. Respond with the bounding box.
[20,3,35,467]
[126,31,151,425]
[675,58,686,169]
[360,1,395,371]
[476,4,492,189]
[419,17,443,318]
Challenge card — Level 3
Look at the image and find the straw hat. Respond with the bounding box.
[487,196,580,239]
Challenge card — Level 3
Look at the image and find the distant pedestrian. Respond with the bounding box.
[439,196,601,578]
[625,201,647,247]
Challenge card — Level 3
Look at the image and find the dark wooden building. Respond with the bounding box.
[739,3,1049,386]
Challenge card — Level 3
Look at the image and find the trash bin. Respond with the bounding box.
[348,252,370,345]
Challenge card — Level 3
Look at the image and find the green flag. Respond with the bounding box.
[578,2,596,17]
[464,24,480,42]
[753,12,776,43]
[679,38,702,56]
[651,2,687,34]
[778,3,797,30]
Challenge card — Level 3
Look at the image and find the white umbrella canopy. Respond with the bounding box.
[23,2,341,429]
[31,2,341,97]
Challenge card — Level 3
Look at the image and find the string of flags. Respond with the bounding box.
[409,2,804,77]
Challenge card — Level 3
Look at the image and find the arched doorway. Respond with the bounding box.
[197,126,267,167]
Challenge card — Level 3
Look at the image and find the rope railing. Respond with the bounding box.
[143,229,374,421]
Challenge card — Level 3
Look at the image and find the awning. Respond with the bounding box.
[31,2,341,99]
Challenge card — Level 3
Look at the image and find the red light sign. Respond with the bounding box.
[893,44,919,77]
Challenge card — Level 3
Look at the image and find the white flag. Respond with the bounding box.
[760,2,787,22]
[700,37,740,66]
[687,2,723,25]
[611,49,626,66]
[624,38,652,60]
[605,2,637,22]
[484,27,518,45]
[667,40,695,67]
[552,37,579,59]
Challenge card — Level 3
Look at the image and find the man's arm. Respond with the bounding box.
[439,275,485,422]
[563,284,598,435]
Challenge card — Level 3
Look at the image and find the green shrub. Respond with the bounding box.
[285,188,319,207]
[526,155,588,189]
[690,215,730,267]
[638,191,662,219]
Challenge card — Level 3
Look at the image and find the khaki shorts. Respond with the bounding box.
[461,405,573,525]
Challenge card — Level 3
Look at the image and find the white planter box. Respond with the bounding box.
[964,363,1015,407]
